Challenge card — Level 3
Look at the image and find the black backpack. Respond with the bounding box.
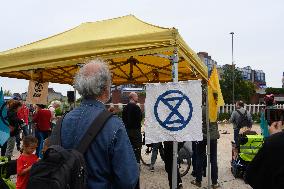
[27,110,113,189]
[236,110,251,129]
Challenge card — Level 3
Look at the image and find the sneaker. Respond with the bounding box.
[191,180,201,187]
[202,170,206,177]
[149,165,154,172]
[212,183,221,189]
[178,183,183,189]
[17,146,21,151]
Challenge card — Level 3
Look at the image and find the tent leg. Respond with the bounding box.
[74,88,77,108]
[206,85,211,189]
[171,48,179,189]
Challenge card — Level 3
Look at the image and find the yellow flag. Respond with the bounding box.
[208,66,225,122]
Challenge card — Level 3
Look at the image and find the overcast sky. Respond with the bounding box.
[0,0,283,96]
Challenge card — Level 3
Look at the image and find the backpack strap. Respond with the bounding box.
[236,110,247,117]
[45,145,70,160]
[236,110,248,127]
[76,110,113,154]
[50,113,68,146]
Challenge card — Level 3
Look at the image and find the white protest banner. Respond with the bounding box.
[26,80,49,105]
[145,80,202,144]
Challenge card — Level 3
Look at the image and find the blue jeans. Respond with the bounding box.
[35,130,49,158]
[234,128,240,146]
[150,143,163,165]
[196,140,218,184]
[22,126,29,136]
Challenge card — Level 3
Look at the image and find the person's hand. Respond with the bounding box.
[271,121,283,127]
[269,121,283,135]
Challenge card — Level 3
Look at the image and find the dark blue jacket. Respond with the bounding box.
[61,99,139,189]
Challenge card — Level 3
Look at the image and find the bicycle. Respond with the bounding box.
[140,142,192,177]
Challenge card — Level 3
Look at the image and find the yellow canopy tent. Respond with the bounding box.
[0,15,212,188]
[0,15,207,84]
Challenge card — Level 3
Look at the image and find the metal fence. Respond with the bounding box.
[218,104,284,114]
[108,103,284,115]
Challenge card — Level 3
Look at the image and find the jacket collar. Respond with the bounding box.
[81,98,106,109]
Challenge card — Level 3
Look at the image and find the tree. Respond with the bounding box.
[265,87,284,95]
[3,90,12,96]
[220,64,255,104]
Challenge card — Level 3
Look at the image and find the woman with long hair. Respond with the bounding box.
[5,100,22,159]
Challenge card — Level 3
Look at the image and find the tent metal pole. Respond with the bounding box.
[206,84,211,188]
[171,48,179,189]
[74,87,77,108]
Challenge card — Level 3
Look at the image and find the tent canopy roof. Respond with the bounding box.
[0,15,207,85]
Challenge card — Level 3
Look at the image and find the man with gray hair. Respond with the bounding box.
[60,59,139,188]
[48,100,61,129]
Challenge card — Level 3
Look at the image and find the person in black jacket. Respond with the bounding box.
[122,92,143,162]
[191,106,220,188]
[5,100,23,159]
[122,92,142,189]
[163,141,183,189]
[246,121,284,189]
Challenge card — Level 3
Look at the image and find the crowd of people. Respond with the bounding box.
[0,99,61,159]
[0,59,283,189]
[0,97,62,188]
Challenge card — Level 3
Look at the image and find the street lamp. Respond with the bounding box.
[230,32,235,105]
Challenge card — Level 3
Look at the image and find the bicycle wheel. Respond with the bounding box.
[179,157,191,177]
[140,146,151,166]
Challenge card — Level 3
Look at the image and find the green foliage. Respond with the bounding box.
[220,64,256,104]
[139,91,146,97]
[54,108,62,116]
[76,97,82,103]
[252,113,261,123]
[218,112,231,121]
[3,90,12,96]
[116,110,123,118]
[265,87,284,95]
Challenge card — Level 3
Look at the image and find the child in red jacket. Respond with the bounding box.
[16,136,38,189]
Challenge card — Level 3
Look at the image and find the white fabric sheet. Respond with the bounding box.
[145,80,203,143]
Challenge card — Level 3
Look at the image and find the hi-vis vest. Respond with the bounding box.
[239,135,264,162]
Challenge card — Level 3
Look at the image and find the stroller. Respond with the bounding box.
[231,130,264,179]
[0,157,17,189]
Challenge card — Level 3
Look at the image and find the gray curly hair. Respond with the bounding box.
[74,59,111,99]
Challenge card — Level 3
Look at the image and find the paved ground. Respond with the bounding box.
[10,123,259,188]
[140,124,258,189]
